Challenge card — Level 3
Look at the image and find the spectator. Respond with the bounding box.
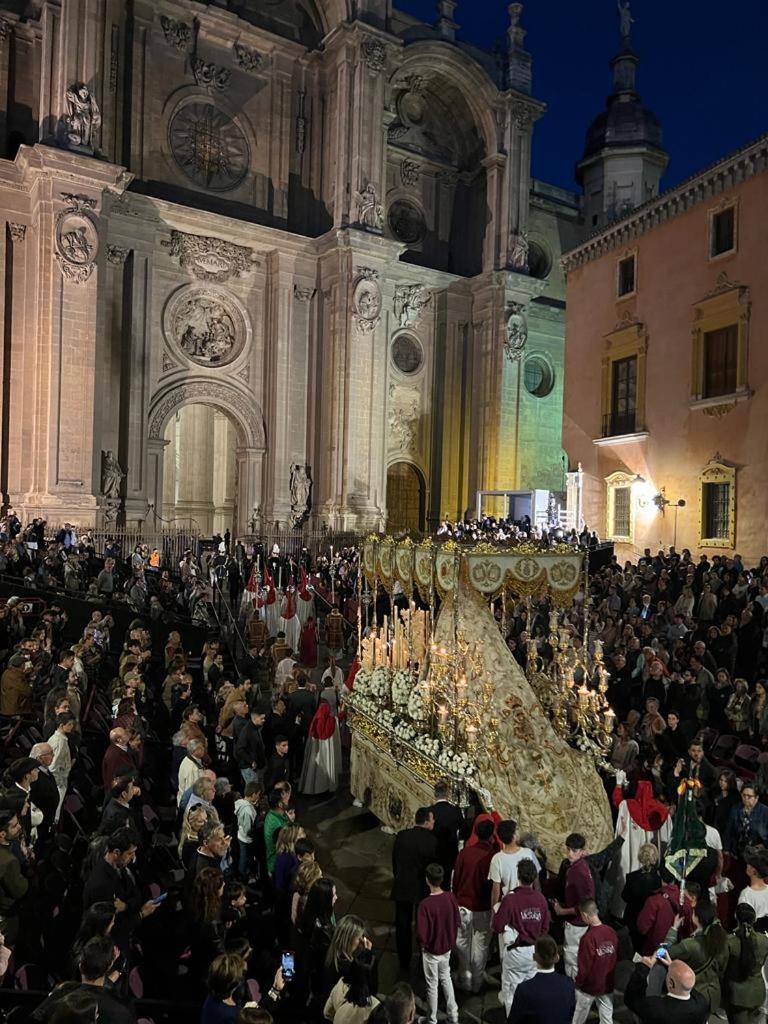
[623,956,709,1023]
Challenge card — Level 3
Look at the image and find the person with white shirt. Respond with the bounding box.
[176,738,206,805]
[48,711,76,818]
[488,819,540,911]
[738,847,768,923]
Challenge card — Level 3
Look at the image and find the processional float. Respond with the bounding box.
[346,536,614,854]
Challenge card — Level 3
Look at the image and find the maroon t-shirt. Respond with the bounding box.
[492,886,550,944]
[564,858,595,925]
[575,923,618,996]
[452,841,495,912]
[416,891,461,955]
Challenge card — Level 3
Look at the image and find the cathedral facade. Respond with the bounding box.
[0,0,576,535]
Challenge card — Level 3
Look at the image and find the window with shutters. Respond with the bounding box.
[698,457,735,548]
[703,325,738,398]
[606,356,637,435]
[612,487,631,538]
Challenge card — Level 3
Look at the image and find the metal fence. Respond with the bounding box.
[238,528,361,560]
[69,526,201,565]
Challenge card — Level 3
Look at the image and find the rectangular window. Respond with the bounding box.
[703,482,730,540]
[711,206,735,257]
[612,486,631,538]
[617,255,636,297]
[606,355,637,435]
[703,324,738,398]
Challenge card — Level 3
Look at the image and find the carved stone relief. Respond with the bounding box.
[393,285,431,329]
[388,389,420,452]
[361,37,387,75]
[107,245,129,266]
[352,269,382,335]
[63,84,101,151]
[233,42,263,72]
[160,15,190,51]
[162,230,259,283]
[163,285,249,367]
[400,159,420,187]
[148,382,264,448]
[192,59,231,92]
[8,223,26,243]
[55,193,99,285]
[504,302,528,361]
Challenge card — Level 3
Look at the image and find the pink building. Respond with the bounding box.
[563,133,768,562]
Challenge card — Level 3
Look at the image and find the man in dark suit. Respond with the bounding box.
[391,806,437,969]
[508,935,575,1024]
[29,742,60,849]
[430,780,465,888]
[623,957,709,1023]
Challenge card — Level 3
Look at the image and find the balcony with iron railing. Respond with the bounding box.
[601,411,638,438]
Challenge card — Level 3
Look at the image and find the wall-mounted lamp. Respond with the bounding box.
[652,487,686,516]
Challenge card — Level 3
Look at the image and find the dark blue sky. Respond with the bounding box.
[396,0,767,193]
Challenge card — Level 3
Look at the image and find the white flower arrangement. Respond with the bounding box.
[437,746,478,780]
[391,670,411,708]
[354,667,373,698]
[394,720,416,742]
[414,734,441,758]
[379,709,395,730]
[370,666,390,700]
[574,731,610,771]
[407,686,428,722]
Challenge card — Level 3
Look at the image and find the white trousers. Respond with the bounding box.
[422,951,459,1024]
[454,907,492,992]
[500,944,536,1015]
[572,990,613,1024]
[564,922,587,979]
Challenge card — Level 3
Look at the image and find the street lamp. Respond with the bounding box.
[652,488,686,548]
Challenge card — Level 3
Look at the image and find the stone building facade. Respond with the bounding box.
[562,132,768,562]
[0,0,575,535]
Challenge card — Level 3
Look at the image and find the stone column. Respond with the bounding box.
[148,436,170,523]
[173,404,215,534]
[120,248,153,525]
[212,413,236,535]
[236,447,264,536]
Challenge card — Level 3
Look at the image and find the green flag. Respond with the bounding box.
[664,779,707,882]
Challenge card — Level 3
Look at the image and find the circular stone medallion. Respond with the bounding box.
[163,285,249,367]
[168,101,250,192]
[388,199,426,245]
[391,334,423,375]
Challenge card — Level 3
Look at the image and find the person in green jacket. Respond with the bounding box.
[264,785,292,875]
[665,899,730,1011]
[726,903,768,1023]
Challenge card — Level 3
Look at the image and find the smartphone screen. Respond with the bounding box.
[151,892,168,905]
[655,944,667,959]
[281,951,295,980]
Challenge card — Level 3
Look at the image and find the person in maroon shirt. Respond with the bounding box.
[416,863,460,1024]
[636,875,695,956]
[452,818,495,993]
[553,832,595,978]
[492,858,550,1015]
[572,898,618,1024]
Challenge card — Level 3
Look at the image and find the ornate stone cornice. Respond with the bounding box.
[162,230,259,282]
[562,131,768,272]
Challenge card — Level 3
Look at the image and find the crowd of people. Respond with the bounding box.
[1,506,768,1022]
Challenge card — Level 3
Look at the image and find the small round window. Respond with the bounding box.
[524,355,554,398]
[528,241,552,280]
[392,334,423,375]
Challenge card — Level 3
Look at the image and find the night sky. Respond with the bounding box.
[396,0,767,193]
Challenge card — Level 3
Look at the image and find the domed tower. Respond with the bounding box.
[576,2,668,230]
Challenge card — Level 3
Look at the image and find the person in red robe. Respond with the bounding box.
[298,616,318,668]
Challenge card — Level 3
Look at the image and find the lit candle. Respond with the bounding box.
[578,684,589,707]
[438,705,449,724]
[466,723,477,744]
[604,707,616,729]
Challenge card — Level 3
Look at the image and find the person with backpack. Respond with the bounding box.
[725,903,768,1024]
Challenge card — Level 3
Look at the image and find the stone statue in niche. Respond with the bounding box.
[290,464,312,527]
[504,303,528,362]
[509,231,529,272]
[64,84,101,151]
[353,184,384,231]
[101,450,125,522]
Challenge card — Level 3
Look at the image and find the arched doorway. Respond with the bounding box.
[162,405,238,536]
[386,462,425,534]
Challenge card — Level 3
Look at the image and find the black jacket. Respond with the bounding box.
[508,969,576,1024]
[234,720,266,770]
[430,800,465,874]
[31,982,135,1024]
[30,768,59,833]
[390,825,438,903]
[623,962,710,1023]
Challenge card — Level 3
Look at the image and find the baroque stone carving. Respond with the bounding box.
[163,284,249,367]
[233,42,263,72]
[160,15,190,51]
[400,159,420,187]
[361,37,386,74]
[148,382,265,449]
[509,231,529,272]
[161,352,178,373]
[352,270,382,335]
[169,102,250,192]
[101,449,125,522]
[388,392,420,452]
[107,245,129,265]
[353,184,384,232]
[63,84,101,151]
[294,285,315,302]
[394,285,432,329]
[0,19,11,41]
[296,91,307,154]
[504,302,528,361]
[192,59,231,92]
[55,193,99,285]
[290,464,312,528]
[162,230,259,283]
[9,223,26,242]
